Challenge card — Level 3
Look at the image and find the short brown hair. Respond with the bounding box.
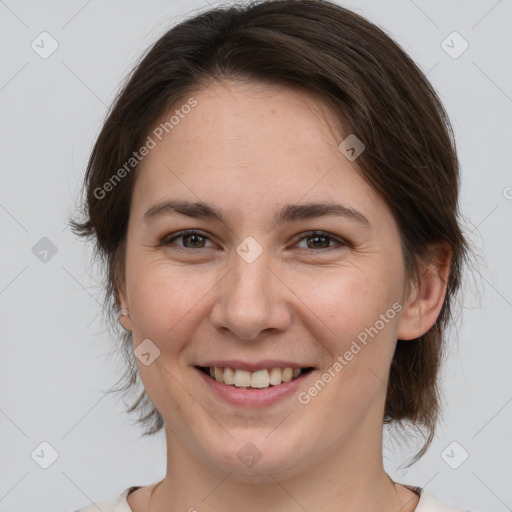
[70,0,468,465]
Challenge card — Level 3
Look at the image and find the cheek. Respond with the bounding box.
[127,259,181,335]
[304,271,402,408]
[294,265,400,338]
[126,257,220,348]
[295,262,404,393]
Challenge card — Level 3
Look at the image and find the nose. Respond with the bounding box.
[209,250,292,341]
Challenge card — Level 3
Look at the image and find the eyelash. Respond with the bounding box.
[161,229,350,253]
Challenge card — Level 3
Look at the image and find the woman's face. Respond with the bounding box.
[119,79,413,480]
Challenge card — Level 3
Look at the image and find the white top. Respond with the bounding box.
[72,483,476,512]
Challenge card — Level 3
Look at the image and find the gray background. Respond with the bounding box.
[1,0,511,511]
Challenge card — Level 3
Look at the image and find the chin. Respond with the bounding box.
[201,436,312,483]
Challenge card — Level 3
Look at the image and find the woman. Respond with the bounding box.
[70,0,473,510]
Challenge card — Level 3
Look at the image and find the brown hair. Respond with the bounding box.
[70,0,468,465]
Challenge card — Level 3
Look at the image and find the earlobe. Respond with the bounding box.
[118,305,132,332]
[116,285,132,332]
[397,245,452,341]
[115,252,132,331]
[113,241,131,331]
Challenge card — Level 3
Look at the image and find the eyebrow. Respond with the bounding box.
[143,199,371,229]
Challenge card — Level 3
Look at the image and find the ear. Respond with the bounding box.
[397,244,452,340]
[117,286,132,332]
[113,241,132,332]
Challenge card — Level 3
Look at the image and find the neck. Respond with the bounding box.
[147,414,419,512]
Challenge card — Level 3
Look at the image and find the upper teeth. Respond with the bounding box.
[208,367,303,388]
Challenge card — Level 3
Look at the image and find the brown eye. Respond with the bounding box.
[161,229,349,253]
[163,230,214,249]
[295,231,349,251]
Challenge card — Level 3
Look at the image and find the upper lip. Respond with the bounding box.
[195,360,315,372]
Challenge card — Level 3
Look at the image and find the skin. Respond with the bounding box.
[118,79,451,512]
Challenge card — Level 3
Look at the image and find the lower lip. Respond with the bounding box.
[195,367,315,407]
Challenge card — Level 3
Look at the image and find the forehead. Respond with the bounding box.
[129,79,381,224]
[149,79,342,161]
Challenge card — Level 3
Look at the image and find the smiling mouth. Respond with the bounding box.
[195,365,315,389]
